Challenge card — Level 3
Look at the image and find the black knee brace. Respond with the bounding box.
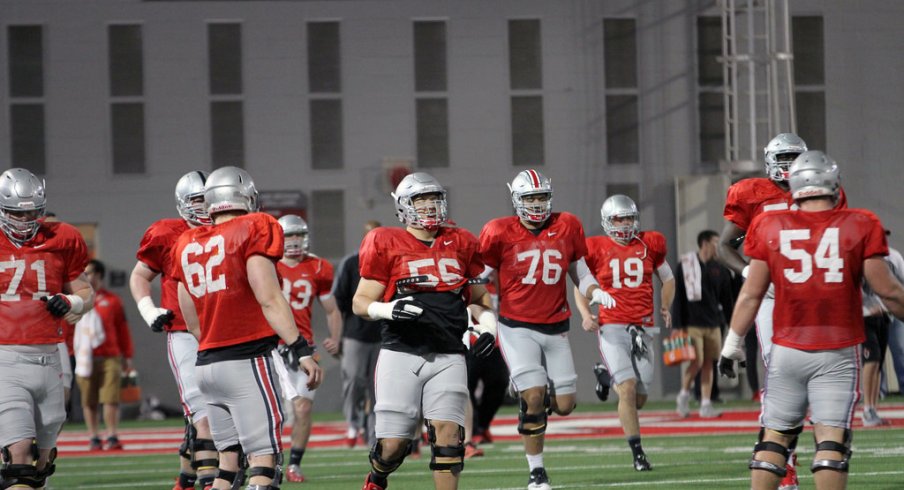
[425,421,465,475]
[811,429,852,474]
[748,427,801,477]
[191,438,219,471]
[517,397,548,436]
[369,440,407,477]
[216,444,246,490]
[179,418,197,460]
[247,465,280,489]
[1,442,47,489]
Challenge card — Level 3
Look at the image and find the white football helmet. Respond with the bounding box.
[175,170,211,226]
[0,168,46,245]
[392,172,447,230]
[508,169,553,223]
[788,150,840,201]
[203,166,259,216]
[601,194,639,241]
[764,133,808,182]
[278,214,309,257]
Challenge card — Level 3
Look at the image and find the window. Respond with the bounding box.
[308,21,344,169]
[108,24,146,173]
[208,23,244,167]
[414,20,449,168]
[414,21,447,92]
[311,190,345,257]
[416,98,449,168]
[7,26,46,174]
[793,16,826,151]
[508,19,544,166]
[604,19,639,164]
[696,17,725,165]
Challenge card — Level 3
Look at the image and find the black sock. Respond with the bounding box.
[178,473,197,488]
[370,472,389,487]
[627,436,644,458]
[289,447,305,466]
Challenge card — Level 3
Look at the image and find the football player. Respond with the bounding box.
[719,151,904,490]
[354,172,496,490]
[0,168,94,489]
[173,167,322,490]
[275,214,342,483]
[479,169,614,490]
[719,133,848,490]
[574,194,675,472]
[129,170,218,490]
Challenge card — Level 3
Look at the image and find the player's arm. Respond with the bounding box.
[129,261,173,332]
[656,261,676,328]
[352,277,423,322]
[719,258,769,377]
[54,273,94,324]
[467,283,498,357]
[177,282,201,340]
[573,285,599,332]
[247,255,322,388]
[718,220,749,276]
[864,256,904,320]
[319,295,343,356]
[568,257,616,310]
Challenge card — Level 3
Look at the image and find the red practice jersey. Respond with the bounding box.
[479,213,588,325]
[136,218,191,332]
[745,208,887,350]
[171,213,284,351]
[277,255,334,344]
[0,222,90,345]
[724,177,848,231]
[585,231,668,326]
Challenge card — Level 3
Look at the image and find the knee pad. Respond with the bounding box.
[190,439,218,471]
[179,418,198,460]
[518,397,548,436]
[1,441,47,489]
[748,427,801,477]
[811,429,852,474]
[425,421,465,475]
[247,464,281,489]
[369,440,407,476]
[216,444,246,490]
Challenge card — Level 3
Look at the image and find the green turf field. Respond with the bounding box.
[50,427,904,489]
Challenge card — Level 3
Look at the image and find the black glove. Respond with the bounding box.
[718,355,746,379]
[628,326,647,359]
[150,310,175,333]
[281,337,316,371]
[42,294,72,317]
[472,332,495,358]
[391,297,425,321]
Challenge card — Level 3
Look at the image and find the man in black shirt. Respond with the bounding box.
[673,230,735,418]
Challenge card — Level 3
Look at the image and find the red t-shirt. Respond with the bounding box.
[171,213,284,351]
[584,231,668,326]
[745,208,887,350]
[136,218,191,332]
[0,222,89,345]
[724,177,848,231]
[277,255,334,344]
[478,213,587,325]
[91,288,134,358]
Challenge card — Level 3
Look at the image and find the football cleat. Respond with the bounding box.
[633,453,652,471]
[676,391,690,418]
[527,467,551,490]
[464,442,484,459]
[473,428,494,445]
[593,363,611,402]
[171,480,194,490]
[699,404,722,418]
[89,437,103,451]
[778,455,799,490]
[105,436,124,451]
[286,464,305,483]
[362,473,386,490]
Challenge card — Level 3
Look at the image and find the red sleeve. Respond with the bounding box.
[113,296,134,358]
[583,238,599,271]
[359,228,389,283]
[61,225,90,282]
[565,213,588,260]
[478,220,502,270]
[136,224,166,273]
[860,211,888,258]
[246,214,284,261]
[650,232,668,268]
[462,230,485,279]
[723,182,753,230]
[743,215,769,261]
[317,260,335,296]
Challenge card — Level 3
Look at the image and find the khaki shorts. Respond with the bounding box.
[76,357,123,406]
[686,326,722,363]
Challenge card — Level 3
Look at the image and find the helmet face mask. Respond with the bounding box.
[600,194,640,242]
[175,171,211,226]
[203,166,259,217]
[278,214,309,257]
[392,172,448,231]
[0,168,46,245]
[509,169,553,223]
[788,150,841,201]
[764,133,807,182]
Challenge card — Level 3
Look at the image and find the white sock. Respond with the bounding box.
[679,389,689,397]
[526,453,544,471]
[346,427,357,438]
[701,398,712,407]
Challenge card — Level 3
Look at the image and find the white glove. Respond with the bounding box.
[589,288,616,309]
[473,310,497,337]
[367,297,424,321]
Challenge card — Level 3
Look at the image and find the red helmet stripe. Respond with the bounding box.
[527,169,540,189]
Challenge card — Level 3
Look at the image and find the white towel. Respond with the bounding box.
[681,252,702,302]
[73,309,105,377]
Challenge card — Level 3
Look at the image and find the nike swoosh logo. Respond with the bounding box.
[34,244,47,249]
[444,240,453,246]
[547,231,557,237]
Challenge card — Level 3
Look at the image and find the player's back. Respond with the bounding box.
[745,207,887,350]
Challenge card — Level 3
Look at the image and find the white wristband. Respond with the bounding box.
[741,265,750,279]
[475,310,498,337]
[367,301,394,321]
[137,296,162,326]
[65,294,85,315]
[721,329,744,358]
